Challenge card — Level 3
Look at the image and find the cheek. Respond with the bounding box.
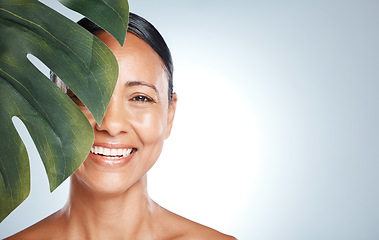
[132,108,167,144]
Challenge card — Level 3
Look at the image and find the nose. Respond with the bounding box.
[95,94,128,136]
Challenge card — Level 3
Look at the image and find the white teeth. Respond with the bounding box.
[90,146,134,158]
[93,146,103,155]
[126,148,132,155]
[110,149,117,155]
[104,148,110,155]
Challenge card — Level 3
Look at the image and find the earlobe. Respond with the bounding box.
[165,93,177,139]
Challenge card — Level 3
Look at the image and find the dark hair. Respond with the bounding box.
[52,12,174,104]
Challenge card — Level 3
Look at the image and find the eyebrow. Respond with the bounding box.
[126,81,159,94]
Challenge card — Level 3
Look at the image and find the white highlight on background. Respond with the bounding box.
[148,63,259,231]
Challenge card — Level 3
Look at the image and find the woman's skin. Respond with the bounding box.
[7,32,235,239]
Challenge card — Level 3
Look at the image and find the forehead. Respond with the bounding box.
[96,31,168,94]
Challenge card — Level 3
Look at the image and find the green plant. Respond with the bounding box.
[0,0,129,222]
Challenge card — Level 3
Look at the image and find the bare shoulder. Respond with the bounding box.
[155,204,236,240]
[4,211,63,240]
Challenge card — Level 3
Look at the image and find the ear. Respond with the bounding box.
[165,93,177,139]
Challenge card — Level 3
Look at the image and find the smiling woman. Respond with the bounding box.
[5,13,235,239]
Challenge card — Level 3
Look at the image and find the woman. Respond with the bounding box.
[7,13,235,239]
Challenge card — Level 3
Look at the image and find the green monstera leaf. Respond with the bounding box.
[0,0,129,222]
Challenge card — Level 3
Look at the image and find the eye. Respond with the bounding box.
[131,95,154,103]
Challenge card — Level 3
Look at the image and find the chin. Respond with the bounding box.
[72,161,132,194]
[72,153,156,196]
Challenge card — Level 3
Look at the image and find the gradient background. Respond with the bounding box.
[1,0,379,239]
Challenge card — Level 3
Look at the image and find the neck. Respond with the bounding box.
[60,174,156,239]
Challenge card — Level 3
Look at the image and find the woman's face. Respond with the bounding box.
[70,32,177,194]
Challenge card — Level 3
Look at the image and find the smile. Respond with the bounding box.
[90,146,134,160]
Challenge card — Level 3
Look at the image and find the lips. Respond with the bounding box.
[89,145,136,167]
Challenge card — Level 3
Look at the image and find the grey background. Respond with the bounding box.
[1,0,378,239]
